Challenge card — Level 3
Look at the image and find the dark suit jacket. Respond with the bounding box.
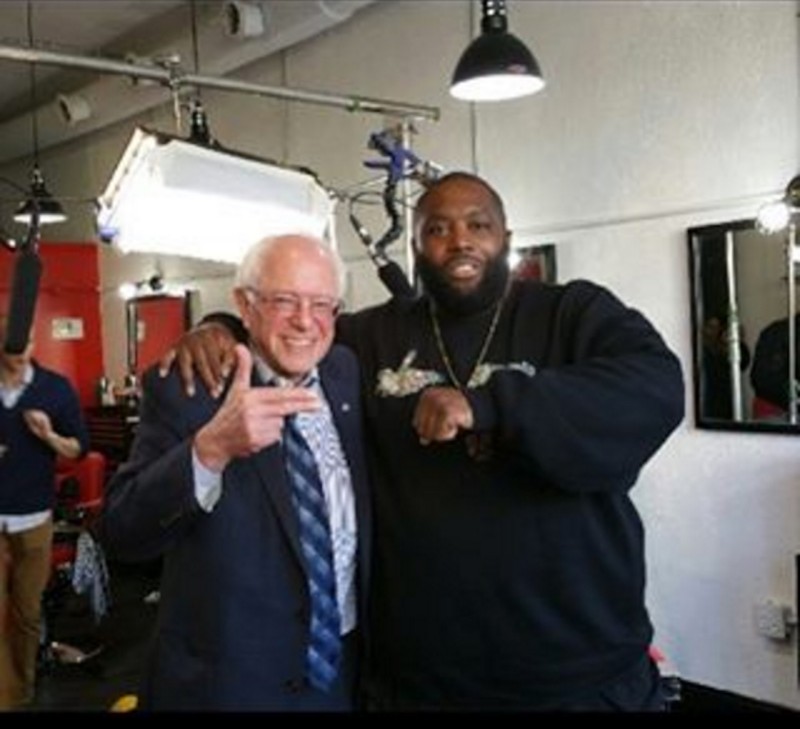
[97,345,372,711]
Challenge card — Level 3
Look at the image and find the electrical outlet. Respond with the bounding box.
[755,599,791,640]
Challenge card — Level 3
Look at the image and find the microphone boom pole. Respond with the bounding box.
[1,176,43,354]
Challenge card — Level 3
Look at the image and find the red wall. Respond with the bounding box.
[0,242,103,408]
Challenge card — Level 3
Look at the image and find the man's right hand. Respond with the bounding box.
[412,386,474,445]
[159,321,238,398]
[193,345,321,472]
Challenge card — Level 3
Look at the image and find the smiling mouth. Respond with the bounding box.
[446,257,483,281]
[283,336,315,348]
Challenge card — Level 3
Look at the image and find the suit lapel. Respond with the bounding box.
[247,446,304,566]
[245,369,304,568]
[242,352,370,585]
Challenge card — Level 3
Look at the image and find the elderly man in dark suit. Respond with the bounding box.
[97,234,371,711]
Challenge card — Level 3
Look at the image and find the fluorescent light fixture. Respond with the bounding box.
[97,127,334,264]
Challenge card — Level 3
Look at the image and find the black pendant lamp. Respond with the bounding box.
[14,166,67,225]
[450,0,545,102]
[13,1,66,227]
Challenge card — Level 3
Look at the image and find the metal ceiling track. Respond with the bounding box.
[0,42,440,122]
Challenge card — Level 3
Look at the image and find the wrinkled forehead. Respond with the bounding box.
[258,241,340,296]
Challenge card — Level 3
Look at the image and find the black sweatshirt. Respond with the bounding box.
[336,278,684,709]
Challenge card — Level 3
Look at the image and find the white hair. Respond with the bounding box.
[235,234,346,297]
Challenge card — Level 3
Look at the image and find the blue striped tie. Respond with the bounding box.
[283,414,342,692]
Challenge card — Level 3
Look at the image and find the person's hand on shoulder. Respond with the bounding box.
[159,320,239,398]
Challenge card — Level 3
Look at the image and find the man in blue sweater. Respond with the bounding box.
[0,315,89,710]
[164,172,685,711]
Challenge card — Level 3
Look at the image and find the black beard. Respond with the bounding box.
[416,249,510,316]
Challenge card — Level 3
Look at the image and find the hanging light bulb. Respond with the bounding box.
[0,225,18,250]
[14,165,67,225]
[118,282,138,301]
[14,1,67,227]
[756,200,791,234]
[756,174,800,234]
[450,0,545,102]
[188,99,215,146]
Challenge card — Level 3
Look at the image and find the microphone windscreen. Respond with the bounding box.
[378,260,415,299]
[4,249,42,355]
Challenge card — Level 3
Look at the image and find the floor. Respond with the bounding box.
[25,559,161,713]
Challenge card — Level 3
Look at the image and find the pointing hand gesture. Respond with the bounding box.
[193,344,320,472]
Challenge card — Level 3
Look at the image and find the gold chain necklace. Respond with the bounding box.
[429,296,505,391]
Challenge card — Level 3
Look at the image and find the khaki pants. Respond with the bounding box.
[0,518,53,710]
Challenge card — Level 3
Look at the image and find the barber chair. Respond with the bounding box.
[39,451,110,671]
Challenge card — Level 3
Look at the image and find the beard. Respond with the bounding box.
[416,245,510,316]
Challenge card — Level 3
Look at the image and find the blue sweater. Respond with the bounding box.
[0,363,89,515]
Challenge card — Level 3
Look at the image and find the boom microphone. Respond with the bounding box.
[377,259,415,299]
[4,246,42,354]
[349,209,416,299]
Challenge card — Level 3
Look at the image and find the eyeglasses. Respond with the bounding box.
[245,288,341,319]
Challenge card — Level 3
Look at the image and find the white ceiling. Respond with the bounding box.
[0,1,187,123]
[0,1,377,165]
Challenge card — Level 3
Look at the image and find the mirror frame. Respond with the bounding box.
[688,218,799,434]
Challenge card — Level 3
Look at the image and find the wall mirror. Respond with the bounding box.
[688,219,800,433]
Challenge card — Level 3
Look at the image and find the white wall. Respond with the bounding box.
[7,0,800,709]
